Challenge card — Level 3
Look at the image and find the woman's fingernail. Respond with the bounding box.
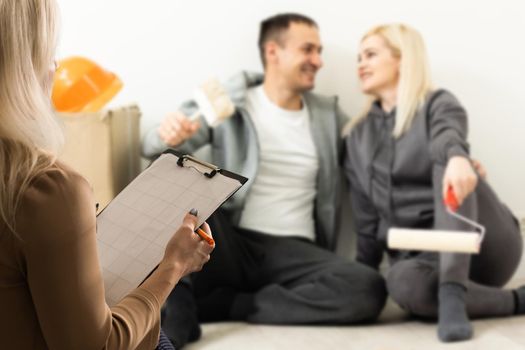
[189,208,198,216]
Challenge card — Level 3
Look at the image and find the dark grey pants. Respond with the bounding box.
[190,210,387,324]
[386,165,523,318]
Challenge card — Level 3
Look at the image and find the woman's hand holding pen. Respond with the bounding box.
[442,156,478,207]
[160,210,214,278]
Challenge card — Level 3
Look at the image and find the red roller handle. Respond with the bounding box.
[444,186,459,212]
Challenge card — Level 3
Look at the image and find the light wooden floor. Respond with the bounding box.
[187,229,525,350]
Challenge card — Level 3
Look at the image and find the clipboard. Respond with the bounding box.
[96,150,247,306]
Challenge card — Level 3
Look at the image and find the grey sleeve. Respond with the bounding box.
[335,98,351,133]
[335,97,351,165]
[343,137,383,270]
[141,125,169,159]
[428,90,470,165]
[140,100,212,160]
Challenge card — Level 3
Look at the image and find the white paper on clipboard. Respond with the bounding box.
[96,150,247,306]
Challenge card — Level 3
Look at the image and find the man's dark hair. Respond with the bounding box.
[258,13,318,68]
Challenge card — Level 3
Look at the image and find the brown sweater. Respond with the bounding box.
[0,162,161,349]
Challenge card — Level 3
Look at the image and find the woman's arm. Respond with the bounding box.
[18,166,212,350]
[428,90,478,205]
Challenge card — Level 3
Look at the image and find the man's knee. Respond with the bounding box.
[332,263,387,323]
[357,266,388,321]
[386,259,438,317]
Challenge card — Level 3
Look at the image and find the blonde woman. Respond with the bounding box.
[344,23,524,342]
[0,1,214,349]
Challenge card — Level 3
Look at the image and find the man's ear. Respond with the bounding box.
[265,41,279,66]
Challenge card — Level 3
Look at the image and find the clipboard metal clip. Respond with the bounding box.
[177,154,220,178]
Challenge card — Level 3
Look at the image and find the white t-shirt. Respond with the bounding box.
[238,86,319,240]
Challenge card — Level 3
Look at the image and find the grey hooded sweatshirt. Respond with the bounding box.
[142,71,349,250]
[344,89,471,268]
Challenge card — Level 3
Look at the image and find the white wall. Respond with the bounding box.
[58,0,525,217]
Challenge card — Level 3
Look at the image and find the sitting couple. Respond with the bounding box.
[142,13,525,346]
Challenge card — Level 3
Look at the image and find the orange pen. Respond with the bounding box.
[196,227,215,246]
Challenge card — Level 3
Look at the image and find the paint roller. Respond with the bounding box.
[189,78,235,127]
[388,187,486,254]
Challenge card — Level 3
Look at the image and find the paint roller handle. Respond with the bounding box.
[444,186,459,212]
[443,186,487,242]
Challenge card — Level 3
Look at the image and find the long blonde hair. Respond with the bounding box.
[0,0,63,235]
[349,23,433,138]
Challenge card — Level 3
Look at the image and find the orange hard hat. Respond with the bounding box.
[52,56,123,113]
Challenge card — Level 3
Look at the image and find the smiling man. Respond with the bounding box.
[142,13,387,348]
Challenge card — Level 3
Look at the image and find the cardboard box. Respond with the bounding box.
[57,104,142,209]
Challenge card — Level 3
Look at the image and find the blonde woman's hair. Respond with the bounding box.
[348,23,433,138]
[0,0,63,236]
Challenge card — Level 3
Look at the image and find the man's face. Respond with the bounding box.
[270,22,323,92]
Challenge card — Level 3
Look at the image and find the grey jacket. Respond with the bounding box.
[344,89,470,268]
[142,71,349,250]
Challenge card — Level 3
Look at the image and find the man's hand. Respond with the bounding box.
[158,111,200,147]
